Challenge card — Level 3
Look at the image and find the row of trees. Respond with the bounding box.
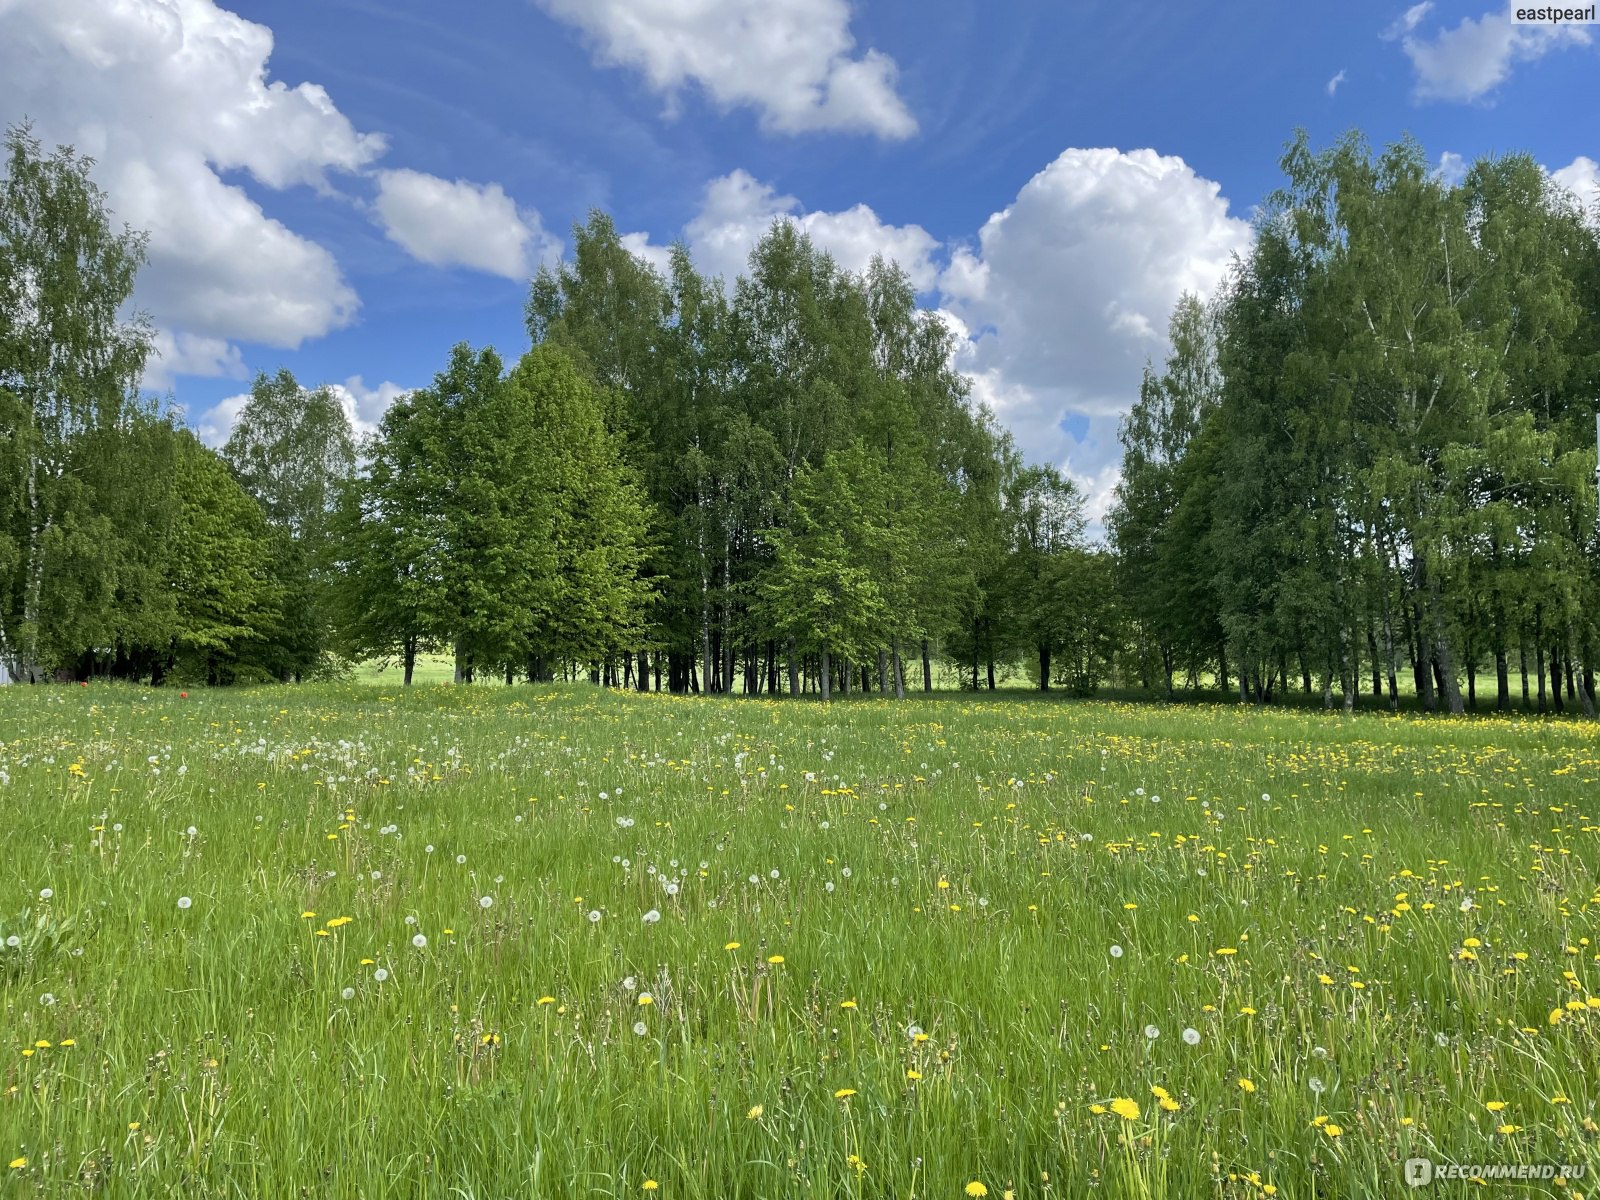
[1,125,1118,692]
[4,124,1597,707]
[1109,133,1600,715]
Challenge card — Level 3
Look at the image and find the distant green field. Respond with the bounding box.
[2,684,1597,1197]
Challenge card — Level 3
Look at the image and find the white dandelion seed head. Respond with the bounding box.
[1182,1027,1200,1045]
[186,826,197,837]
[405,916,416,926]
[341,987,355,1000]
[1312,1046,1328,1059]
[5,935,18,948]
[1144,1024,1160,1040]
[623,976,637,991]
[769,869,780,879]
[642,909,661,924]
[1110,945,1124,959]
[840,867,851,879]
[1309,1077,1325,1094]
[632,1021,648,1036]
[40,993,56,1006]
[587,910,601,923]
[38,888,52,900]
[177,896,192,910]
[371,871,382,881]
[825,881,835,893]
[479,895,493,909]
[412,934,427,948]
[373,968,389,983]
[1261,793,1270,803]
[455,855,467,865]
[425,845,435,854]
[113,823,123,832]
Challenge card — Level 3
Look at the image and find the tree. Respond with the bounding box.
[222,368,356,679]
[0,123,152,681]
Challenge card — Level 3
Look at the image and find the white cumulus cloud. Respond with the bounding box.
[142,329,248,392]
[1552,155,1600,222]
[938,149,1252,525]
[1395,5,1590,102]
[374,169,561,280]
[630,168,939,289]
[192,373,409,448]
[2,0,556,393]
[0,0,381,353]
[535,0,916,138]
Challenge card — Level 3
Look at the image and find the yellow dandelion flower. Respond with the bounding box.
[1158,1096,1180,1112]
[1497,1124,1521,1134]
[538,996,555,1006]
[767,955,784,965]
[907,1069,922,1081]
[1238,1078,1256,1093]
[965,1183,989,1197]
[746,1105,763,1120]
[724,942,740,951]
[1484,1101,1506,1113]
[1090,1103,1107,1114]
[9,1157,25,1170]
[642,1181,658,1192]
[1110,1098,1140,1121]
[834,1088,857,1099]
[1323,1124,1343,1138]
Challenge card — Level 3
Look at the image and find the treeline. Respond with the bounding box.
[1109,133,1600,715]
[4,124,1598,708]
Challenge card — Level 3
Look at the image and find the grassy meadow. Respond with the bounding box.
[2,683,1598,1197]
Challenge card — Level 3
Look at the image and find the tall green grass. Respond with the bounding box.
[2,684,1596,1197]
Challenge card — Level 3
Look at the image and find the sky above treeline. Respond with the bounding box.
[3,0,1596,525]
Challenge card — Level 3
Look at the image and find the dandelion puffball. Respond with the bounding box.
[1110,945,1123,958]
[412,934,427,948]
[373,968,389,982]
[479,896,493,909]
[177,896,192,910]
[1144,1025,1160,1039]
[1182,1027,1200,1045]
[341,987,355,1000]
[38,888,53,900]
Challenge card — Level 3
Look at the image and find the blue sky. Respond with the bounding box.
[3,0,1596,521]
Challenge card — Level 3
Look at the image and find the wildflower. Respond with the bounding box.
[373,968,389,982]
[538,996,555,1006]
[638,994,653,1006]
[1109,1098,1140,1121]
[9,1157,25,1169]
[642,909,661,924]
[177,896,192,910]
[1239,1078,1255,1092]
[907,1069,922,1080]
[1182,1027,1200,1045]
[1484,1101,1506,1112]
[642,1182,658,1192]
[966,1183,989,1197]
[412,934,427,948]
[632,1021,648,1036]
[479,896,493,909]
[746,1105,763,1120]
[767,955,784,965]
[1143,1025,1160,1040]
[1109,945,1124,959]
[724,941,740,951]
[341,987,355,1000]
[834,1088,857,1099]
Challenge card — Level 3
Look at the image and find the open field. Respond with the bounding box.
[2,685,1598,1197]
